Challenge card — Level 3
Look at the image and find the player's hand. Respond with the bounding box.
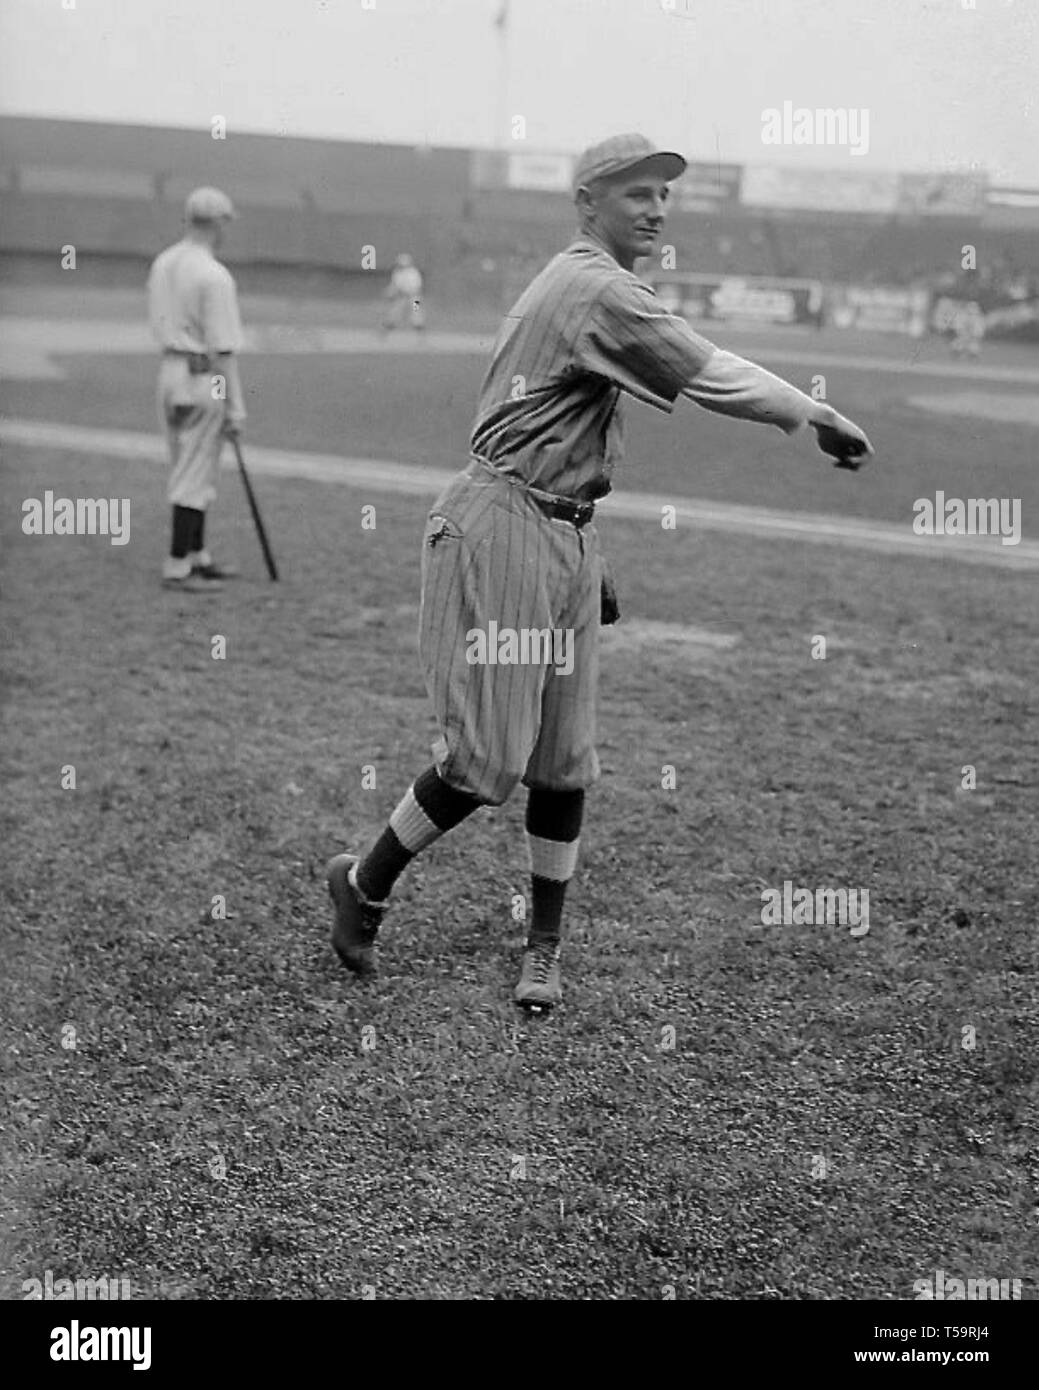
[223,419,243,440]
[810,406,873,470]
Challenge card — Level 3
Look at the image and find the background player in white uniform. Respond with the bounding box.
[950,300,985,359]
[327,134,873,1011]
[148,187,247,592]
[383,253,425,331]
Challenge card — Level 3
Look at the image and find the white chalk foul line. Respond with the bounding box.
[908,392,1039,428]
[746,346,1039,387]
[3,417,1037,570]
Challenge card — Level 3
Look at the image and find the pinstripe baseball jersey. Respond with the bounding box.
[469,234,717,503]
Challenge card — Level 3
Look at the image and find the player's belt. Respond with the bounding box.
[469,454,596,530]
[532,494,595,529]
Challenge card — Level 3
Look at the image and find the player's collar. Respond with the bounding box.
[567,233,645,278]
[567,232,620,262]
[183,235,217,260]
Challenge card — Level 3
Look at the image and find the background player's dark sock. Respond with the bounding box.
[191,510,206,554]
[524,787,584,945]
[170,505,201,559]
[355,765,482,902]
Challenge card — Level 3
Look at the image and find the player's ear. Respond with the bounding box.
[574,182,598,225]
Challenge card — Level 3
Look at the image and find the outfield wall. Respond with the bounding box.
[8,183,1031,291]
[0,115,469,276]
[2,116,1038,300]
[0,192,444,274]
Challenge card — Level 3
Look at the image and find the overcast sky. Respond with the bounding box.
[1,0,1036,184]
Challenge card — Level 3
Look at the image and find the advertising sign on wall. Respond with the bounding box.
[829,285,930,335]
[506,152,573,192]
[741,165,899,214]
[654,272,823,326]
[672,161,743,214]
[897,172,986,217]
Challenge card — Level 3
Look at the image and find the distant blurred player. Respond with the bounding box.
[383,253,425,331]
[148,186,247,592]
[950,300,985,360]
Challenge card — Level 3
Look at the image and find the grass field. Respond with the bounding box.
[1,288,1037,1300]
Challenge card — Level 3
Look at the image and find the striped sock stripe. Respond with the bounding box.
[526,831,580,883]
[389,786,442,854]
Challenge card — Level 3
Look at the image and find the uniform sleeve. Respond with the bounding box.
[576,277,717,411]
[146,260,168,347]
[200,269,243,354]
[682,349,819,435]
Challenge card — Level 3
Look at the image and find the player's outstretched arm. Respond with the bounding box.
[682,349,874,467]
[577,281,873,467]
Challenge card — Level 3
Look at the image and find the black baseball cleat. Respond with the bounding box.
[513,940,562,1012]
[191,561,239,580]
[326,854,385,978]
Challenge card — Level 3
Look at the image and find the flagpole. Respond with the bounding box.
[494,0,510,154]
[492,0,513,315]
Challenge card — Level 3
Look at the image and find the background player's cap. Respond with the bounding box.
[572,134,686,192]
[184,186,237,222]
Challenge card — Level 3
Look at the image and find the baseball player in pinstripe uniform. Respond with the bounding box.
[148,187,247,593]
[327,134,873,1011]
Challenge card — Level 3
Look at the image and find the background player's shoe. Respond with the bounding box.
[162,574,224,593]
[327,853,385,978]
[188,550,239,580]
[514,941,562,1010]
[190,561,239,580]
[162,558,223,593]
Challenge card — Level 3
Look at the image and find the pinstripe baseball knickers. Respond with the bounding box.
[418,459,601,806]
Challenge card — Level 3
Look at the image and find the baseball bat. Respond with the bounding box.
[229,435,279,581]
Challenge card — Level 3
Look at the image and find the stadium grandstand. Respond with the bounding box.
[2,115,1037,338]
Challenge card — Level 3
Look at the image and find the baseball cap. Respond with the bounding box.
[572,134,686,192]
[184,186,237,222]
